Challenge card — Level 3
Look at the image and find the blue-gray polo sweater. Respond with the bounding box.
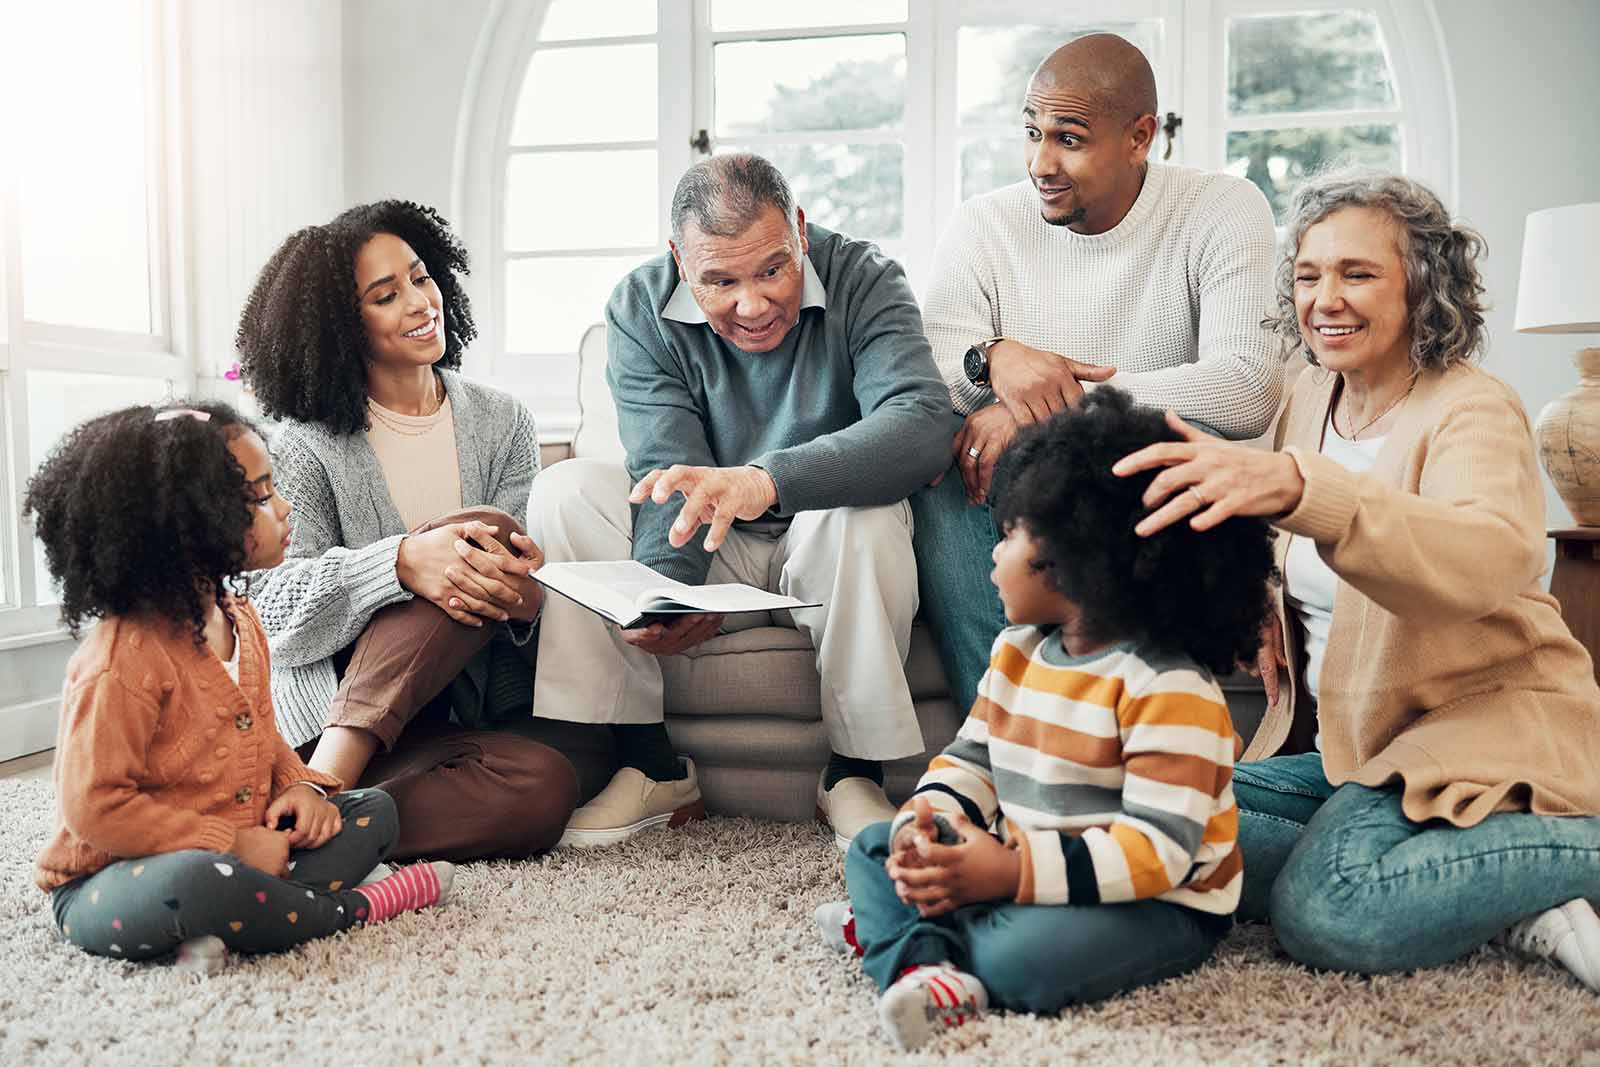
[603,223,959,586]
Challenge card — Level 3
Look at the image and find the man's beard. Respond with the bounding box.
[1041,206,1087,228]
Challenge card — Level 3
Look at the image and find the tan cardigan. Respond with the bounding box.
[1243,362,1600,826]
[35,600,340,891]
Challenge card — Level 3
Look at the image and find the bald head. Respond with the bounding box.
[1031,33,1157,124]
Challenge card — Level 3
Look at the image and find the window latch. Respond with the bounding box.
[1161,112,1183,160]
[689,128,711,155]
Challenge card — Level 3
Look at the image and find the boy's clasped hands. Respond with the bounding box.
[229,784,344,878]
[887,795,1021,918]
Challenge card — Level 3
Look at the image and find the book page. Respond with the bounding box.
[638,583,817,614]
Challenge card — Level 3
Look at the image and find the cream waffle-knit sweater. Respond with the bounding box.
[923,163,1283,439]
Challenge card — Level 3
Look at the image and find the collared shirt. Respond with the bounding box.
[602,223,958,586]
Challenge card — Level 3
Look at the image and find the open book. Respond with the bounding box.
[531,560,821,629]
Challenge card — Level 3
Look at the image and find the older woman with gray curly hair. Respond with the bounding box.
[1115,168,1600,989]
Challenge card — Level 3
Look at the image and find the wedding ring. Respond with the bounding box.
[1187,486,1208,507]
[967,446,981,459]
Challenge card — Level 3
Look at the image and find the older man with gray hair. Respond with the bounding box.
[530,153,957,849]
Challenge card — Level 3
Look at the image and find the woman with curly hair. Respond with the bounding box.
[236,200,583,863]
[28,401,454,974]
[1116,169,1600,990]
[818,388,1276,1050]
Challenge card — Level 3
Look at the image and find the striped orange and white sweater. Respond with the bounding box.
[893,626,1242,915]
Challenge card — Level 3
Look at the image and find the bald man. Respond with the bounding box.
[913,34,1284,714]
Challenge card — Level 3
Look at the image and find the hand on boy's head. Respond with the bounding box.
[264,784,343,849]
[1111,409,1306,538]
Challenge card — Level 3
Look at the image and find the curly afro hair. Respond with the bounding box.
[993,388,1278,676]
[24,401,262,644]
[235,200,477,434]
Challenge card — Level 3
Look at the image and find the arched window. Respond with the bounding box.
[468,0,1452,433]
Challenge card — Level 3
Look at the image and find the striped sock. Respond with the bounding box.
[351,861,454,924]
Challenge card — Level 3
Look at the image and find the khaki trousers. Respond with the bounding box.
[528,460,925,761]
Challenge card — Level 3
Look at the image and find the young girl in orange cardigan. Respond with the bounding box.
[28,401,452,974]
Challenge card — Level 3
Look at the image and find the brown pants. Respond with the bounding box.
[307,506,604,862]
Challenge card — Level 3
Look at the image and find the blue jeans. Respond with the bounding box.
[845,821,1227,1012]
[909,474,1006,716]
[1235,752,1600,972]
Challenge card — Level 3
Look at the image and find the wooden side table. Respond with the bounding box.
[1550,527,1600,686]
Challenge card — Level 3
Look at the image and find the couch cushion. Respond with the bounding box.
[572,322,626,463]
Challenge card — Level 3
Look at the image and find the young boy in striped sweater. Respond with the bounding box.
[821,389,1279,1051]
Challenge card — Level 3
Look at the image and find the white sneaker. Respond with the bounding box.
[1503,898,1600,992]
[558,759,706,848]
[816,775,897,853]
[175,935,228,977]
[814,900,862,957]
[878,963,988,1052]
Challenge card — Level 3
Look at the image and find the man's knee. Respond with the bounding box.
[481,739,582,857]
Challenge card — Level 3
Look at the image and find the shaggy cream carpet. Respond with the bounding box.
[0,777,1595,1066]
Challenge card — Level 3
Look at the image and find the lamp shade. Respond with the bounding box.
[1515,202,1600,333]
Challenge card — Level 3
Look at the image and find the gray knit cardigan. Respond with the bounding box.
[251,370,540,748]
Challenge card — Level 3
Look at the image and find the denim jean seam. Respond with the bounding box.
[1328,838,1600,895]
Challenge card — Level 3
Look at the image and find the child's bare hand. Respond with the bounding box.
[888,813,1021,917]
[264,784,343,849]
[888,795,939,871]
[231,825,291,877]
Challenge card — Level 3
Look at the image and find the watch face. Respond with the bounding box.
[963,345,985,383]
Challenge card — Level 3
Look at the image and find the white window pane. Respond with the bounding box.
[540,0,654,40]
[715,35,905,136]
[958,24,1161,128]
[960,138,1030,203]
[1228,12,1396,116]
[28,371,171,604]
[1225,125,1401,219]
[719,143,903,239]
[711,1,906,33]
[505,254,655,353]
[16,2,152,334]
[505,151,659,251]
[510,44,657,145]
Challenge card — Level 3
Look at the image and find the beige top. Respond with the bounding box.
[1244,361,1600,826]
[365,392,462,530]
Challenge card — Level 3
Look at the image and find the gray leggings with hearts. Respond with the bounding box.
[50,788,397,961]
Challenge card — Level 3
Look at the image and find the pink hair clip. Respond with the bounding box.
[154,408,212,423]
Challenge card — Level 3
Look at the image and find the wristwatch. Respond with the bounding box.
[963,336,1006,387]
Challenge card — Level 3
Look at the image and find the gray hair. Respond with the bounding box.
[1264,168,1488,372]
[669,153,797,245]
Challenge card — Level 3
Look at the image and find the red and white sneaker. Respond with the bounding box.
[814,900,863,957]
[878,963,988,1051]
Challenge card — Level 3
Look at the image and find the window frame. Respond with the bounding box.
[467,0,1454,435]
[0,0,190,638]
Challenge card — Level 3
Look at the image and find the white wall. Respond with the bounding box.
[1436,0,1600,528]
[186,0,348,383]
